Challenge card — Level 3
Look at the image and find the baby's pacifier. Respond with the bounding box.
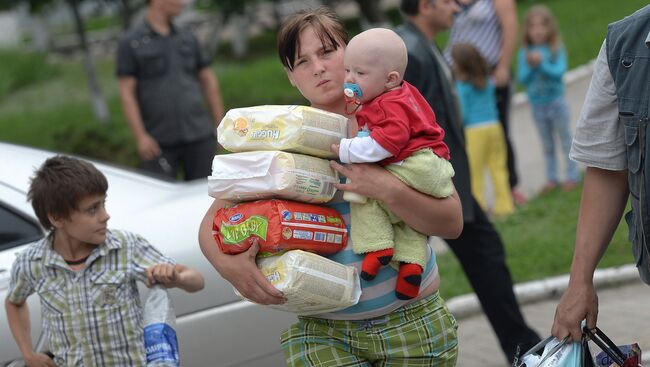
[343,82,363,114]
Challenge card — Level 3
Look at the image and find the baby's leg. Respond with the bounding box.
[393,222,428,299]
[350,200,394,280]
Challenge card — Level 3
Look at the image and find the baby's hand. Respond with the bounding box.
[331,143,340,158]
[146,263,179,288]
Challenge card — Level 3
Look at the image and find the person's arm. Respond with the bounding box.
[118,77,161,161]
[5,299,56,367]
[538,47,568,81]
[198,68,225,128]
[198,200,285,305]
[552,167,629,341]
[493,0,518,87]
[336,136,392,163]
[330,161,463,238]
[516,48,537,85]
[146,263,205,292]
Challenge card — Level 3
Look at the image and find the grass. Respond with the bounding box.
[437,182,633,299]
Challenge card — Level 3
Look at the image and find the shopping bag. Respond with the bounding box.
[143,286,180,367]
[583,327,642,367]
[513,336,584,367]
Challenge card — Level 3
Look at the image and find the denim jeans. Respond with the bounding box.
[531,97,579,183]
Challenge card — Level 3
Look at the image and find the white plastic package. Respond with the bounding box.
[250,250,361,315]
[217,105,349,158]
[208,151,339,203]
[143,286,179,367]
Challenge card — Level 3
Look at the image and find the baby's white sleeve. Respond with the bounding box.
[339,136,393,163]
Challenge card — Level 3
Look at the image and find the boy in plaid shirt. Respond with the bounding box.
[4,156,204,366]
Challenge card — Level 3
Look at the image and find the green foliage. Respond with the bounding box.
[215,56,305,109]
[0,49,58,101]
[438,184,633,299]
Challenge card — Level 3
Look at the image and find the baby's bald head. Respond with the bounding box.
[346,28,407,80]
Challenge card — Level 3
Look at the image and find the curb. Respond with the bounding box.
[447,264,640,319]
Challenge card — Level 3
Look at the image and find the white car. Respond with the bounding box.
[0,142,296,367]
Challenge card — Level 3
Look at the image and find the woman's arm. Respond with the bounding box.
[330,161,463,238]
[198,199,285,305]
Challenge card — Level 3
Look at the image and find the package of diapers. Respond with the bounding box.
[217,105,348,159]
[254,250,361,315]
[213,199,348,255]
[208,151,338,203]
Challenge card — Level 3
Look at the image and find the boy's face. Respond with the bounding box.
[344,43,390,104]
[54,194,110,246]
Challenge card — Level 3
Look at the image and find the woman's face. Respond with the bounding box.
[286,26,346,112]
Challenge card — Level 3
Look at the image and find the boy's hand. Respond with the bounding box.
[146,263,179,288]
[24,351,56,367]
[331,143,340,158]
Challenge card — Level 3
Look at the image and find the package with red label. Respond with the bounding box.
[213,199,348,255]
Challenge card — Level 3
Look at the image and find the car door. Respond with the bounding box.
[0,186,46,366]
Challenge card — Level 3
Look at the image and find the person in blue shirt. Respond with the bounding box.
[517,4,579,192]
[453,42,514,217]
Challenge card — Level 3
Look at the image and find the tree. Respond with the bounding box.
[206,0,259,60]
[354,0,389,29]
[66,0,110,122]
[0,0,109,122]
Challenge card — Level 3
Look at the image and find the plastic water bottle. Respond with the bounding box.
[143,286,179,367]
[343,130,369,204]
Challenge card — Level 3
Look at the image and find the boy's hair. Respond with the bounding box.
[277,6,348,71]
[28,155,108,231]
[523,5,562,53]
[451,43,491,90]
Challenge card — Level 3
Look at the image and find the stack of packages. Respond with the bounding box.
[208,105,362,315]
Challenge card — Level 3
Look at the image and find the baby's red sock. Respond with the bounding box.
[395,263,423,300]
[360,248,394,280]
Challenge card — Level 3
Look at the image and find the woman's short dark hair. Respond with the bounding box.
[277,6,348,71]
[28,155,108,231]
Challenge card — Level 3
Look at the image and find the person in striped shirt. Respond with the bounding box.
[5,156,204,367]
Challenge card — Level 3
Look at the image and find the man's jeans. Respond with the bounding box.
[531,97,579,183]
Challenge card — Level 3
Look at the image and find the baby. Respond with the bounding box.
[333,28,455,299]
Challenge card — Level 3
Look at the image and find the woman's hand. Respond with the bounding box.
[330,160,398,202]
[330,160,463,238]
[215,241,285,305]
[198,200,285,305]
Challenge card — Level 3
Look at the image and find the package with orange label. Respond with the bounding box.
[212,199,348,255]
[216,105,349,159]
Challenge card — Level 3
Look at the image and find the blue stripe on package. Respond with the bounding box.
[143,286,180,366]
